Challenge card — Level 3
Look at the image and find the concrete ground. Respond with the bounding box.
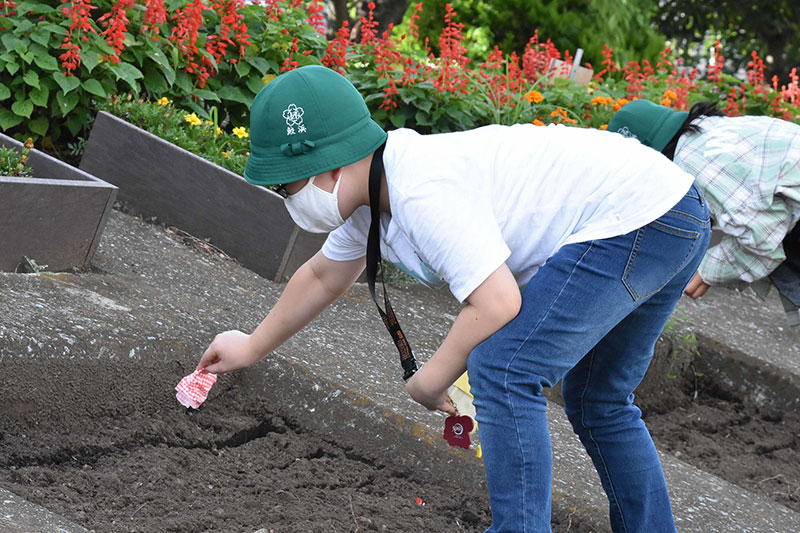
[1,209,799,532]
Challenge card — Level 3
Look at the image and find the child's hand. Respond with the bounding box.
[684,271,710,298]
[196,330,262,374]
[406,370,458,416]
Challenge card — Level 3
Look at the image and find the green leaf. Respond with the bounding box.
[17,2,55,15]
[53,72,81,94]
[65,112,84,135]
[0,82,9,101]
[30,29,51,47]
[1,33,16,52]
[147,49,174,85]
[14,41,32,64]
[265,59,280,73]
[81,78,105,98]
[55,89,79,116]
[82,50,100,73]
[91,34,116,56]
[28,115,49,136]
[235,60,251,77]
[246,75,264,95]
[174,70,192,94]
[22,70,40,89]
[33,50,58,72]
[0,107,23,129]
[216,85,252,107]
[191,88,220,102]
[143,65,168,95]
[389,110,408,129]
[41,23,67,36]
[30,85,49,107]
[11,98,33,118]
[109,62,143,90]
[246,56,268,75]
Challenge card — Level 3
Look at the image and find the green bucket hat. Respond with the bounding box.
[244,65,387,186]
[607,99,688,152]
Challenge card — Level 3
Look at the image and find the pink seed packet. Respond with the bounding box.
[175,370,217,409]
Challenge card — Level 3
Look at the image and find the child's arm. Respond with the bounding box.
[197,250,365,374]
[406,263,521,414]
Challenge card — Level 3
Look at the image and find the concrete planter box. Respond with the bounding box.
[0,133,117,272]
[80,111,325,281]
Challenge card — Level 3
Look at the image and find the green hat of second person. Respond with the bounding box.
[607,99,688,152]
[244,65,387,186]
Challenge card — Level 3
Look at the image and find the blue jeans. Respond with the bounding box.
[468,184,711,533]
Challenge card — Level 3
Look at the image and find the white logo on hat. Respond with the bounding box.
[283,103,306,135]
[617,126,637,139]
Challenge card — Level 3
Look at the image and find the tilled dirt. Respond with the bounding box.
[640,339,800,512]
[0,357,597,533]
[546,335,800,513]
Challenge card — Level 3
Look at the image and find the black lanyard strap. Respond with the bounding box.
[365,142,418,381]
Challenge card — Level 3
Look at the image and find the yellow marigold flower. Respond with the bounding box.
[663,89,678,100]
[533,119,545,126]
[24,137,34,150]
[599,124,608,130]
[660,98,673,107]
[184,113,202,126]
[157,97,171,106]
[233,126,249,139]
[216,127,223,135]
[262,74,277,85]
[525,90,543,104]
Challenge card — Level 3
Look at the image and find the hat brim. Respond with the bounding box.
[244,117,388,186]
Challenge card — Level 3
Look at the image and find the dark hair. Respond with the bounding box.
[661,101,726,160]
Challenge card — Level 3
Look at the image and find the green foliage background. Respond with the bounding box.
[397,0,666,69]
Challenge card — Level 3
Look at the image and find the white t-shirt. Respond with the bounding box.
[323,124,693,303]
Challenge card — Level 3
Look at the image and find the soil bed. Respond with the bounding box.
[641,340,800,512]
[0,357,596,533]
[548,336,800,513]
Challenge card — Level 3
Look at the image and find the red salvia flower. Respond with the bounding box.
[322,20,350,73]
[98,0,131,64]
[360,1,379,46]
[707,40,724,83]
[142,0,168,36]
[307,0,325,35]
[281,36,299,72]
[434,3,469,94]
[0,1,18,16]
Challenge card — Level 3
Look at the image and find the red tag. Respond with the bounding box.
[443,415,474,449]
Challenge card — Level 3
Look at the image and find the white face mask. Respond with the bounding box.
[284,175,345,233]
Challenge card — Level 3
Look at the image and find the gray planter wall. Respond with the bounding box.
[0,133,118,272]
[80,111,325,281]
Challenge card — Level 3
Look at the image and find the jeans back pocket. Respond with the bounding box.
[622,220,700,301]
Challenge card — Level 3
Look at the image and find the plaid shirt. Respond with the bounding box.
[675,115,800,285]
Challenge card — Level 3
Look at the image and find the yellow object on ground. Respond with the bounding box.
[447,371,482,458]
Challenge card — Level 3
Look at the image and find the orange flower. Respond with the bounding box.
[612,98,629,112]
[659,98,673,107]
[663,89,678,100]
[591,96,614,106]
[550,107,568,119]
[533,119,545,126]
[599,124,608,130]
[525,90,544,104]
